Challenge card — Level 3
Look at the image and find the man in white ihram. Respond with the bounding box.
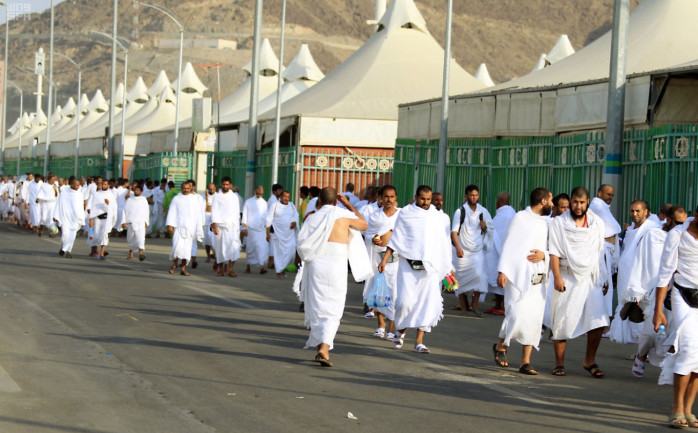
[297,188,368,367]
[53,177,85,258]
[492,188,552,375]
[211,177,242,277]
[266,190,298,279]
[589,184,621,320]
[37,174,58,237]
[87,180,117,260]
[609,200,666,378]
[166,181,204,276]
[484,191,516,315]
[242,185,269,274]
[122,184,150,262]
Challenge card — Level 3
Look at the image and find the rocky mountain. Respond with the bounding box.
[1,0,640,124]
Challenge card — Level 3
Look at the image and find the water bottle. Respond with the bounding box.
[657,324,667,337]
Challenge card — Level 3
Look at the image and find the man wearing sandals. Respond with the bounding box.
[211,177,242,277]
[609,200,666,377]
[492,188,552,375]
[548,186,610,378]
[166,181,204,276]
[654,207,698,428]
[451,185,492,316]
[378,185,453,354]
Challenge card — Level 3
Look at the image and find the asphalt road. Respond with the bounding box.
[0,221,676,432]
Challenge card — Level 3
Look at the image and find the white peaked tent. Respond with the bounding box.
[242,0,483,150]
[220,43,324,124]
[51,93,90,139]
[400,0,698,138]
[79,83,128,139]
[53,90,108,141]
[49,106,63,125]
[530,53,548,73]
[5,113,31,147]
[128,86,176,134]
[147,71,171,99]
[474,63,495,87]
[219,38,282,117]
[171,62,208,95]
[128,76,149,103]
[546,34,575,64]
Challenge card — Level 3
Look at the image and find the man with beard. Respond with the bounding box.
[664,206,688,232]
[203,182,217,262]
[590,184,621,319]
[492,188,552,375]
[87,179,117,260]
[122,184,150,261]
[242,185,269,274]
[548,187,609,377]
[609,200,666,378]
[266,191,299,278]
[53,177,85,258]
[166,181,204,276]
[431,192,451,236]
[211,177,242,277]
[451,185,493,316]
[378,185,453,353]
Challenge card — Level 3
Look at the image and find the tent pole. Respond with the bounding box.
[272,0,286,186]
[245,0,264,199]
[603,0,630,217]
[436,0,452,195]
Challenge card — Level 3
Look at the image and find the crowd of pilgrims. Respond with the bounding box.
[1,173,698,428]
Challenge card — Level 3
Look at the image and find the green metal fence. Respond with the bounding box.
[131,152,193,184]
[3,158,42,176]
[207,148,297,196]
[394,124,698,219]
[48,156,107,179]
[207,150,246,188]
[255,148,297,196]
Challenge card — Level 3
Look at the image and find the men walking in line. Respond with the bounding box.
[166,181,204,276]
[266,190,298,278]
[484,191,516,315]
[590,184,621,319]
[493,188,552,375]
[378,185,453,353]
[211,177,242,277]
[452,185,493,316]
[654,206,698,428]
[297,188,368,366]
[242,185,268,274]
[122,184,150,261]
[610,200,666,377]
[548,187,609,378]
[53,177,85,258]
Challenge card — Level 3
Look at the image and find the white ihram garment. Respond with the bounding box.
[485,205,516,296]
[27,180,42,227]
[548,210,609,340]
[590,197,621,317]
[363,208,400,320]
[497,208,550,349]
[242,196,269,267]
[123,196,149,251]
[88,190,117,247]
[166,194,204,262]
[452,204,492,296]
[53,188,86,253]
[38,182,57,227]
[266,202,299,273]
[211,191,241,263]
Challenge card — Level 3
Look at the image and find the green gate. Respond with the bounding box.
[131,152,193,184]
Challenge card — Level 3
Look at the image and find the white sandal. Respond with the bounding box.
[413,344,430,354]
[385,332,396,341]
[373,328,385,338]
[393,332,406,349]
[632,355,646,378]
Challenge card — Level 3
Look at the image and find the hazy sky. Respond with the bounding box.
[1,0,65,24]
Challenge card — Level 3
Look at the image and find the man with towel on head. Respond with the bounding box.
[451,184,493,316]
[492,188,552,375]
[53,177,85,258]
[87,179,117,260]
[122,184,150,261]
[266,190,298,279]
[363,185,400,340]
[378,185,454,353]
[166,181,204,276]
[297,188,368,367]
[609,200,666,377]
[548,186,609,378]
[242,185,269,274]
[211,177,242,277]
[484,191,517,315]
[654,206,698,428]
[590,184,621,319]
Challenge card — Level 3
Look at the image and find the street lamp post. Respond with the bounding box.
[91,30,128,178]
[43,0,55,175]
[7,81,22,176]
[138,2,183,156]
[53,52,81,177]
[0,2,9,175]
[271,0,286,186]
